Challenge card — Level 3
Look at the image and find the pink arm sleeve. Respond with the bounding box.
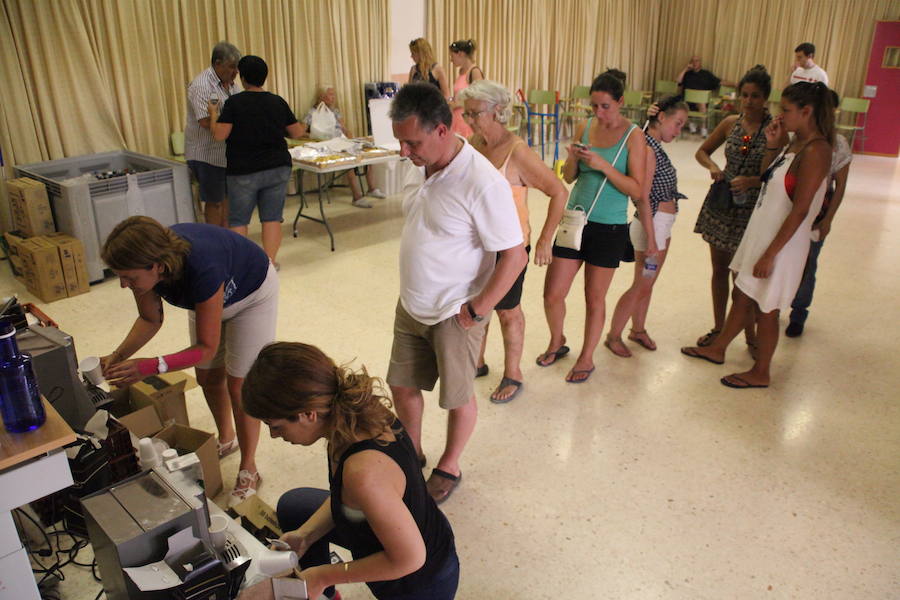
[136,347,205,376]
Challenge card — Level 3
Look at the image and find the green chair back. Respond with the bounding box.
[528,90,557,106]
[718,85,736,97]
[839,97,870,114]
[623,90,643,107]
[768,89,781,104]
[684,89,711,104]
[656,80,678,95]
[571,85,590,100]
[170,131,185,155]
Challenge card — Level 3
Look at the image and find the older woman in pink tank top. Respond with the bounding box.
[448,40,484,138]
[459,80,568,403]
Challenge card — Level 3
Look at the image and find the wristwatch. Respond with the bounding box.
[466,302,484,322]
[157,356,169,374]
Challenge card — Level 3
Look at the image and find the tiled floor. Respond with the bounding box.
[11,138,900,599]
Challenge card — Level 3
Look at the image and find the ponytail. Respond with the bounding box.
[782,81,835,144]
[242,342,397,461]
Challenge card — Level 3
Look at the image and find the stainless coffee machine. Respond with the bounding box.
[81,470,250,599]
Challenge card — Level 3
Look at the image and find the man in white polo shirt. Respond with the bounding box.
[387,83,528,504]
[789,42,829,86]
[185,41,242,227]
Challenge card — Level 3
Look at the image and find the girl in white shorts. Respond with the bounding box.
[606,96,689,356]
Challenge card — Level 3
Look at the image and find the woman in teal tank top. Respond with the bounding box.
[536,71,654,384]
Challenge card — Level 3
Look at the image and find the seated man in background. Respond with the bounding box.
[789,42,829,85]
[676,55,723,135]
[298,86,386,208]
[185,41,242,227]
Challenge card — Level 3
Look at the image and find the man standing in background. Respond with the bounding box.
[185,42,242,227]
[789,43,829,85]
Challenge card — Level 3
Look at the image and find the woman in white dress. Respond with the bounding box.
[680,82,834,388]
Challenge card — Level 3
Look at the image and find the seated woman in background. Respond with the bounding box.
[605,95,688,357]
[537,70,651,384]
[459,79,568,403]
[210,55,304,265]
[408,38,450,99]
[241,342,459,600]
[681,82,833,388]
[447,39,484,137]
[298,85,387,208]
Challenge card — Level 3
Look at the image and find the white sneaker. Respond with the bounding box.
[352,197,373,208]
[688,122,698,134]
[700,127,708,137]
[367,188,387,199]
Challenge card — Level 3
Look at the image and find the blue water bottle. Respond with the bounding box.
[0,318,46,433]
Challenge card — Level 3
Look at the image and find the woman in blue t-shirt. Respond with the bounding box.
[536,71,653,384]
[100,216,278,507]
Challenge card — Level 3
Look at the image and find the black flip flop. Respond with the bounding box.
[475,364,489,378]
[720,375,769,389]
[536,345,570,367]
[680,347,725,365]
[427,469,462,504]
[489,377,523,404]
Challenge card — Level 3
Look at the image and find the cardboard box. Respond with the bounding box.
[3,231,27,280]
[17,235,67,302]
[46,233,90,297]
[228,494,282,544]
[129,372,197,428]
[111,401,223,498]
[8,177,55,237]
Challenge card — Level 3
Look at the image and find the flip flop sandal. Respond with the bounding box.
[489,377,523,404]
[565,367,595,384]
[418,454,427,468]
[475,364,489,378]
[696,328,721,347]
[536,345,570,367]
[604,338,632,358]
[217,437,239,459]
[628,329,657,351]
[720,374,768,389]
[426,469,462,504]
[680,347,725,365]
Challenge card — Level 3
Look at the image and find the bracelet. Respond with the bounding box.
[343,561,350,581]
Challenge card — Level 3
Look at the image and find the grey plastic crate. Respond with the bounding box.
[15,151,195,282]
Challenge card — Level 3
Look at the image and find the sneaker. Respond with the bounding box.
[367,188,387,199]
[352,197,373,208]
[700,126,709,137]
[688,122,698,134]
[227,470,261,508]
[785,322,804,337]
[217,437,239,459]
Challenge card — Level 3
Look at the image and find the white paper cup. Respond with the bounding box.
[257,548,299,576]
[79,356,104,385]
[209,514,230,552]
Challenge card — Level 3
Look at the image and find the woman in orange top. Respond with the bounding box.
[459,80,568,403]
[447,39,484,138]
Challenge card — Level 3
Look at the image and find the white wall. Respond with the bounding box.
[389,0,426,79]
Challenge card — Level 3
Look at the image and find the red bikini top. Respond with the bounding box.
[784,172,797,200]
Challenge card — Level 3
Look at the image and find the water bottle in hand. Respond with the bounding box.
[642,256,658,279]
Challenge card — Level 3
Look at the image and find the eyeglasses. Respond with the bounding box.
[462,110,489,120]
[740,134,752,155]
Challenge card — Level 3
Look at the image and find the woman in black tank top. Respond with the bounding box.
[242,342,458,600]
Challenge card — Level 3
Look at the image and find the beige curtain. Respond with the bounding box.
[0,0,389,170]
[655,0,900,99]
[428,0,660,99]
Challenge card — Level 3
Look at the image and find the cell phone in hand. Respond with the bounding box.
[573,142,589,152]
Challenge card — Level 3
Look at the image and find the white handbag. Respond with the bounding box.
[309,102,338,140]
[556,125,635,250]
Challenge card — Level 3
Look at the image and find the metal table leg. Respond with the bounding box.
[291,172,335,251]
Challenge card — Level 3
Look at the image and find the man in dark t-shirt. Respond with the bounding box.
[677,55,724,134]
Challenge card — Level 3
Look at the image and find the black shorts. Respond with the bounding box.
[552,222,628,268]
[495,245,530,311]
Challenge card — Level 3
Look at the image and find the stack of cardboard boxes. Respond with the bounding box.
[4,177,90,303]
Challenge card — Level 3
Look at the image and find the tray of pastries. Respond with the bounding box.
[296,153,360,168]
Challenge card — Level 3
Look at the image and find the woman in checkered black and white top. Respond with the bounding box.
[605,96,689,356]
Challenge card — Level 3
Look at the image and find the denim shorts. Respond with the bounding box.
[187,160,227,204]
[226,165,291,226]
